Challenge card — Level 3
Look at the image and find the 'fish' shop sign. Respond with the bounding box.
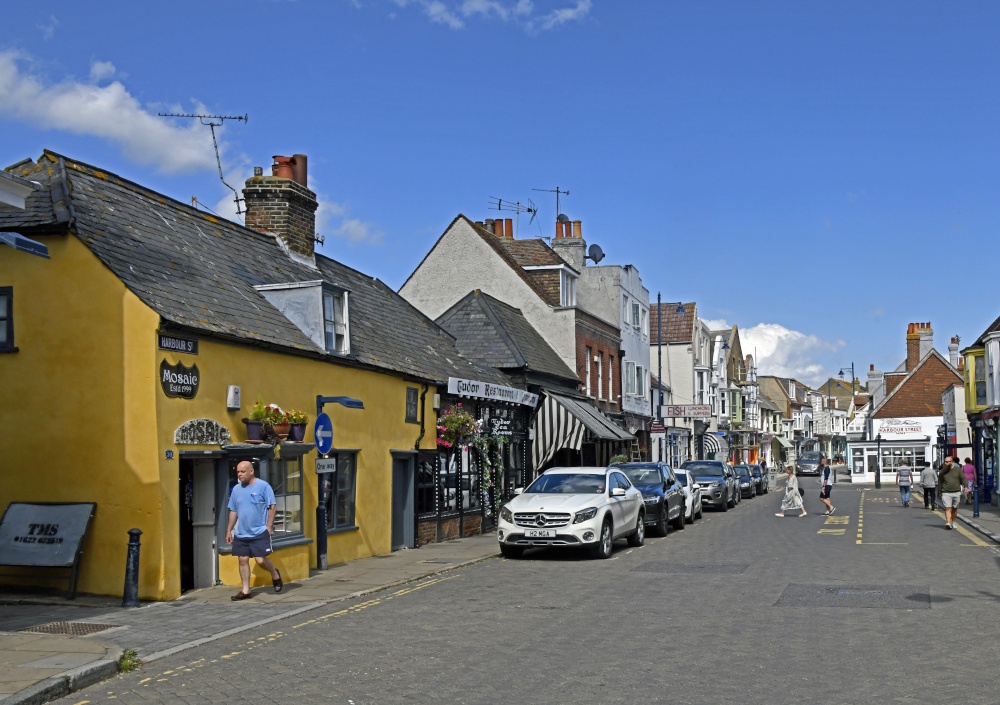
[160,359,200,399]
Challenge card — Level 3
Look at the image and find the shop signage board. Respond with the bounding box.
[0,502,96,567]
[160,359,199,399]
[316,457,336,474]
[447,377,538,407]
[488,416,514,437]
[665,405,711,419]
[649,421,666,433]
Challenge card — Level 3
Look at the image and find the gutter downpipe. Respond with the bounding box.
[413,384,429,548]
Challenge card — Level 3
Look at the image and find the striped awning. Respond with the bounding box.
[531,391,634,469]
[702,432,729,460]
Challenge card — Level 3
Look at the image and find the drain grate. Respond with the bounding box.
[633,562,748,575]
[774,584,931,609]
[21,621,121,636]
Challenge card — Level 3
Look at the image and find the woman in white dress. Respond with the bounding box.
[776,466,807,517]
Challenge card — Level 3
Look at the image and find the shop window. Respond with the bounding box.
[416,452,437,515]
[437,448,481,514]
[269,456,303,537]
[0,287,12,352]
[323,451,357,530]
[975,356,988,407]
[405,387,419,423]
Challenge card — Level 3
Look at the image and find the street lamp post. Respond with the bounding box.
[657,293,663,463]
[875,432,882,489]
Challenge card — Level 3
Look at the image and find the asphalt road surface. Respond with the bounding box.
[54,486,1000,705]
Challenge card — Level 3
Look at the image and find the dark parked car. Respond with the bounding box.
[748,464,767,494]
[796,451,823,476]
[617,463,686,536]
[734,465,756,498]
[681,460,737,511]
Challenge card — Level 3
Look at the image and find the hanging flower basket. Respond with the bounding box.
[436,404,482,449]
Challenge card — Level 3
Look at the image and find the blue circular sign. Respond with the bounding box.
[314,413,334,455]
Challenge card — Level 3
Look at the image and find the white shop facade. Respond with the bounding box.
[847,417,938,484]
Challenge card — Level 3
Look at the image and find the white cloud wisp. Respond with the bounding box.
[389,0,588,31]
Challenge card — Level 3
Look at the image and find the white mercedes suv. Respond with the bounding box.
[497,466,645,559]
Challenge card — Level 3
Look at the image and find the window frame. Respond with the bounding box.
[560,270,577,307]
[323,288,350,356]
[585,346,593,396]
[0,286,13,352]
[405,387,419,424]
[624,360,636,395]
[597,352,604,400]
[323,451,359,532]
[267,455,305,539]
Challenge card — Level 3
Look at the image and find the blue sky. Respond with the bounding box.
[2,1,998,387]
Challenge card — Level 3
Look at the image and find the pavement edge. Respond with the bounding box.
[0,647,122,705]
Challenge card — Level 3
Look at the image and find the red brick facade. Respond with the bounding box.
[416,514,483,545]
[575,309,622,415]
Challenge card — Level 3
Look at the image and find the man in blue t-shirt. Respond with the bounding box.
[226,460,283,600]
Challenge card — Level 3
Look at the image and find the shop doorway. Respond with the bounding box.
[391,455,414,550]
[178,458,218,592]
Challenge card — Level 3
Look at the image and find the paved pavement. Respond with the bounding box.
[2,484,999,705]
[0,535,500,705]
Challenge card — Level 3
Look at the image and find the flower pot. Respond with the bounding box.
[244,420,263,442]
[273,421,290,439]
[288,423,307,442]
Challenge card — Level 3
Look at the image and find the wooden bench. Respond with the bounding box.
[0,502,96,599]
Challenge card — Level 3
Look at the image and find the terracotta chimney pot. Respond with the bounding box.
[272,156,294,180]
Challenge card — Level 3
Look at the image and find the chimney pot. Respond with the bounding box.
[493,218,503,237]
[291,153,308,187]
[272,155,294,179]
[572,220,582,238]
[504,218,513,238]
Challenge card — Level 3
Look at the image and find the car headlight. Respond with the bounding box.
[708,482,720,488]
[573,507,598,523]
[500,506,513,523]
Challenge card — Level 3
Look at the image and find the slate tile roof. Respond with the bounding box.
[872,350,962,419]
[652,302,696,343]
[973,313,1000,345]
[3,152,509,386]
[435,290,577,383]
[492,237,571,269]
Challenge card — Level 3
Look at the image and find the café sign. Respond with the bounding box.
[160,359,200,399]
[665,405,711,419]
[448,377,538,407]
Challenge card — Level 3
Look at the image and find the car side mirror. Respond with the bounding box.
[513,487,523,495]
[611,487,627,497]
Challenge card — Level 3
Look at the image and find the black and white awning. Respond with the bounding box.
[702,432,729,460]
[532,391,634,469]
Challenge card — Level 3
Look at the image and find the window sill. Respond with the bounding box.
[0,347,18,353]
[326,525,360,536]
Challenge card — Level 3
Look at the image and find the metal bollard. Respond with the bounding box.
[122,528,142,607]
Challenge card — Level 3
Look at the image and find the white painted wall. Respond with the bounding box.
[399,219,577,369]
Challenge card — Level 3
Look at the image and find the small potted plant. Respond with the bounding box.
[263,403,290,438]
[286,409,309,442]
[242,396,269,441]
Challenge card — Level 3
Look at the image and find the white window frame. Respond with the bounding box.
[622,295,630,325]
[324,289,350,355]
[625,361,636,395]
[585,346,593,396]
[608,355,615,404]
[631,302,641,330]
[560,270,577,307]
[640,308,648,337]
[597,352,604,400]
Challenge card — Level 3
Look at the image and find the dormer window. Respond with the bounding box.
[324,289,350,355]
[560,270,577,307]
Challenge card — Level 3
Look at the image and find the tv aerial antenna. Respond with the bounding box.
[488,196,539,236]
[532,186,570,221]
[157,112,248,215]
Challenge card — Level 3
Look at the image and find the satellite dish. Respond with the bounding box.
[587,243,605,264]
[557,213,570,223]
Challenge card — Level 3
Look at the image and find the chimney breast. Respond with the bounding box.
[244,153,319,259]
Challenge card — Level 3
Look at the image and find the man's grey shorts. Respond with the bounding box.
[941,492,962,509]
[232,530,272,557]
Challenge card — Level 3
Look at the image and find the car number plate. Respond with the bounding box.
[524,529,556,538]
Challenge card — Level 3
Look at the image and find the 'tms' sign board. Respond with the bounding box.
[665,405,712,419]
[0,503,96,567]
[314,413,334,455]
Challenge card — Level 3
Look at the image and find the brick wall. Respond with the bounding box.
[416,514,484,545]
[242,175,318,257]
[576,310,623,414]
[526,270,562,307]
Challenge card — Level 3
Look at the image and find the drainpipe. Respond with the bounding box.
[413,384,429,548]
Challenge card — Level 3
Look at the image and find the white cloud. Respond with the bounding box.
[701,318,729,332]
[0,51,217,174]
[740,322,845,386]
[39,15,59,41]
[332,217,385,245]
[389,0,588,31]
[89,60,117,83]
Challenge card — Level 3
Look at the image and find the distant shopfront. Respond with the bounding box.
[848,417,937,483]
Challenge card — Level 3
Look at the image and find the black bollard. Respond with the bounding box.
[122,528,142,607]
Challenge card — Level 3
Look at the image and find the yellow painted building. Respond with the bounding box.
[0,152,511,600]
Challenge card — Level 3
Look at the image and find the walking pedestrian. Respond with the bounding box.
[938,456,968,530]
[776,465,807,517]
[919,461,937,509]
[226,460,283,600]
[896,461,913,507]
[819,457,835,516]
[962,458,977,505]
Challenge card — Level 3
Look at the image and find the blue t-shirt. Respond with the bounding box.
[228,478,276,538]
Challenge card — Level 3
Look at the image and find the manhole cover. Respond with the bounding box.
[21,621,121,636]
[774,584,930,609]
[633,562,748,575]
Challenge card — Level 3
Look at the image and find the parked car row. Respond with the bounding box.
[496,460,726,560]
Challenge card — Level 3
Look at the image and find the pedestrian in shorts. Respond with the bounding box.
[937,456,968,530]
[819,457,835,516]
[226,460,284,599]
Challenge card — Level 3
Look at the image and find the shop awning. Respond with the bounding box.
[532,391,634,469]
[774,436,794,449]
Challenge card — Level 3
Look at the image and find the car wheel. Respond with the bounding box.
[500,544,523,559]
[727,491,736,508]
[628,512,645,547]
[654,503,669,537]
[685,501,694,524]
[719,496,729,511]
[592,519,613,559]
[696,502,703,520]
[672,503,686,530]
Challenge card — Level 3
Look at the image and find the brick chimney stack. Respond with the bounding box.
[243,154,318,259]
[949,336,960,368]
[549,216,586,269]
